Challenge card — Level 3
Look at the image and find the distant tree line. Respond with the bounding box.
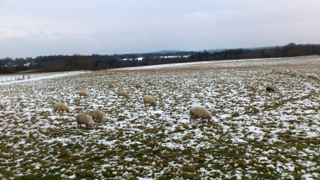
[0,43,319,74]
[188,43,320,61]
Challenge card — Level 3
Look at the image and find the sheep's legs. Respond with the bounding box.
[77,123,82,128]
[190,114,195,124]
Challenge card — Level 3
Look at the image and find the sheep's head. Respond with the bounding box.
[152,101,157,107]
[88,120,94,129]
[101,117,107,124]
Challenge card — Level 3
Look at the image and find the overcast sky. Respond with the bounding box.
[1,0,319,58]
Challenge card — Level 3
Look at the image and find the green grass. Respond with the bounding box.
[0,57,320,179]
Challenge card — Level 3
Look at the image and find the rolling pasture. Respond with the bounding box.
[0,56,320,179]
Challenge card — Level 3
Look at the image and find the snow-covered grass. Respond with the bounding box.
[0,71,89,85]
[0,56,320,179]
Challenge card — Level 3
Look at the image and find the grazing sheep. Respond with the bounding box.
[266,84,276,92]
[117,90,129,98]
[79,90,89,98]
[135,83,143,88]
[189,106,211,124]
[92,110,107,124]
[308,74,315,79]
[53,103,69,113]
[242,74,247,78]
[50,86,55,91]
[76,83,80,88]
[76,113,94,129]
[147,81,155,86]
[0,102,4,109]
[109,83,115,88]
[143,96,157,107]
[165,79,171,83]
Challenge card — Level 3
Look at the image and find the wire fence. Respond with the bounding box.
[0,72,61,82]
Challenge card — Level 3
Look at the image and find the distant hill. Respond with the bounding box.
[151,50,182,54]
[150,46,281,54]
[206,49,227,53]
[206,46,280,53]
[1,43,319,74]
[136,50,194,57]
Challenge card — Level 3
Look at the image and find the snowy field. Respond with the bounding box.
[0,71,89,85]
[0,56,320,179]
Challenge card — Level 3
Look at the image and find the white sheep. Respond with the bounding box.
[135,83,143,88]
[50,86,55,91]
[266,84,276,92]
[165,79,171,83]
[0,102,4,109]
[143,96,157,107]
[109,83,115,88]
[76,83,80,88]
[308,74,315,79]
[76,113,94,129]
[117,90,129,98]
[189,106,211,124]
[92,110,107,124]
[79,90,89,98]
[53,103,69,113]
[242,74,247,78]
[147,81,155,86]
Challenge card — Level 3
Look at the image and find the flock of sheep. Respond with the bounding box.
[0,72,281,130]
[48,78,216,130]
[48,73,281,130]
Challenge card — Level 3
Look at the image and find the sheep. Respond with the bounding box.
[50,86,55,91]
[76,83,80,88]
[0,102,4,109]
[242,74,247,78]
[92,110,107,124]
[308,74,315,79]
[75,113,94,129]
[266,84,276,92]
[109,83,115,88]
[79,90,89,98]
[189,106,211,124]
[143,96,157,107]
[135,83,143,88]
[147,81,155,86]
[117,90,129,98]
[165,79,171,83]
[53,103,69,113]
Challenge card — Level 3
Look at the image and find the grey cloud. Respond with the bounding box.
[0,0,319,58]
